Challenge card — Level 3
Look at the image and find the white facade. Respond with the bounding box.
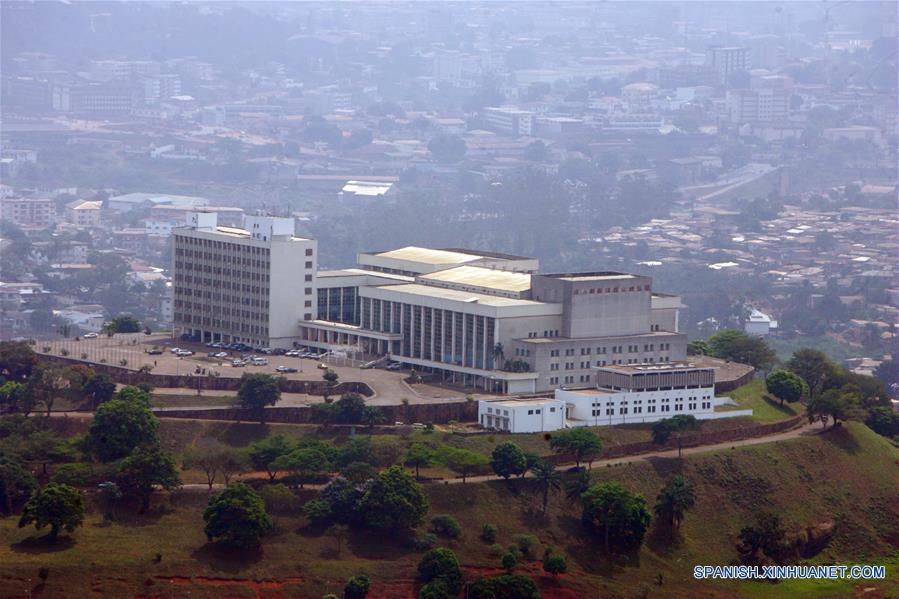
[478,398,566,433]
[745,309,777,336]
[172,212,317,348]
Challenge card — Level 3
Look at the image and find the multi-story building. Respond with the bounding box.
[296,247,686,393]
[726,88,789,123]
[172,212,317,348]
[483,106,535,136]
[65,199,103,227]
[705,46,750,84]
[0,198,54,228]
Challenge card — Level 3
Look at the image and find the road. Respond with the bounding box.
[175,420,821,492]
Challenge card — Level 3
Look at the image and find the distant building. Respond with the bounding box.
[66,199,102,227]
[706,46,750,83]
[726,88,789,123]
[107,192,209,213]
[484,106,535,136]
[744,309,778,336]
[0,198,54,228]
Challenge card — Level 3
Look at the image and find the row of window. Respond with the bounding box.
[573,284,650,295]
[589,401,710,417]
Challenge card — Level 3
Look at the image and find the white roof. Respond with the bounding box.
[369,283,548,308]
[419,265,531,293]
[370,246,483,266]
[342,181,393,196]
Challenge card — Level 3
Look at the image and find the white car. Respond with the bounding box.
[213,351,228,358]
[175,350,194,357]
[83,332,98,339]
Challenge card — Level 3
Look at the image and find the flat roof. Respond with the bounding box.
[543,271,637,282]
[419,266,531,293]
[371,283,547,307]
[596,362,708,373]
[317,268,414,282]
[567,388,612,395]
[486,398,562,407]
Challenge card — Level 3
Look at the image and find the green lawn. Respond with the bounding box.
[767,334,864,363]
[719,380,802,422]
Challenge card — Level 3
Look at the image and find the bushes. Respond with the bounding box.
[412,532,438,551]
[259,483,300,516]
[431,514,462,539]
[469,574,540,599]
[50,463,95,487]
[417,548,462,594]
[481,523,498,543]
[511,533,539,557]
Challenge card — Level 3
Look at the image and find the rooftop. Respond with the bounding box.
[544,271,637,282]
[371,283,548,308]
[418,265,531,293]
[365,246,485,265]
[596,361,708,373]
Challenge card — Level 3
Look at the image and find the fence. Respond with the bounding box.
[153,400,479,425]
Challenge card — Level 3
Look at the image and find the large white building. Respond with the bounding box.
[297,247,686,393]
[172,212,317,348]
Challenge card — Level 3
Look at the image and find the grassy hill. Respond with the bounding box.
[1,422,896,598]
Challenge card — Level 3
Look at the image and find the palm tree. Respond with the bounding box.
[653,475,696,529]
[492,343,505,369]
[530,460,562,514]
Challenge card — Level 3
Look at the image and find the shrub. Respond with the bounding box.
[259,483,300,516]
[512,533,539,557]
[481,523,498,543]
[59,349,69,357]
[501,551,518,573]
[417,548,462,594]
[489,543,505,557]
[543,553,568,576]
[419,579,454,599]
[412,532,438,551]
[469,574,540,599]
[344,575,371,599]
[431,514,462,539]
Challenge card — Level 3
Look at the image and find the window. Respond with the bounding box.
[305,248,313,256]
[305,274,312,282]
[305,261,313,268]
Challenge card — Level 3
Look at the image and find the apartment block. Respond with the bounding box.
[0,197,54,228]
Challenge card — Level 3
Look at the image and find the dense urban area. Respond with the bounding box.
[0,2,896,598]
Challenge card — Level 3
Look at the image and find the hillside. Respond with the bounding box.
[0,422,896,598]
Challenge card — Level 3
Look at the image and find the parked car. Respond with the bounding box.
[271,348,287,355]
[276,366,298,373]
[251,357,268,366]
[285,350,301,357]
[317,363,328,369]
[147,349,163,355]
[231,360,246,367]
[386,362,402,371]
[213,351,228,358]
[170,347,182,354]
[175,350,194,357]
[83,332,99,339]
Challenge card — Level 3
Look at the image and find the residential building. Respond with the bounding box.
[478,398,566,433]
[0,198,54,227]
[705,46,750,83]
[483,106,535,136]
[726,88,789,123]
[66,199,103,227]
[172,212,317,348]
[744,309,778,336]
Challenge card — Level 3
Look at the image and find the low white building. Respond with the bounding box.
[745,309,777,336]
[480,362,752,432]
[478,398,566,433]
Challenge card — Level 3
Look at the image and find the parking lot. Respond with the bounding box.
[39,333,495,406]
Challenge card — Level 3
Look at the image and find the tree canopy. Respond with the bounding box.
[357,465,428,532]
[88,398,160,462]
[203,482,273,549]
[17,483,84,541]
[490,441,527,480]
[580,481,651,551]
[765,370,808,405]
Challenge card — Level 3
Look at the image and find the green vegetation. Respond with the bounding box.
[765,370,808,405]
[236,373,281,423]
[202,482,272,549]
[723,379,802,422]
[17,483,84,541]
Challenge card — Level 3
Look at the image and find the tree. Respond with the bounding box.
[203,482,273,549]
[490,442,527,480]
[501,551,518,573]
[116,385,151,405]
[431,514,462,539]
[83,373,116,408]
[707,330,776,371]
[807,389,850,429]
[765,370,808,405]
[17,483,84,541]
[106,314,141,333]
[184,439,233,490]
[651,415,701,457]
[23,430,74,475]
[865,406,899,438]
[653,475,696,530]
[687,340,710,356]
[327,523,350,557]
[786,348,839,398]
[417,547,463,594]
[549,428,603,468]
[357,465,428,532]
[438,447,488,483]
[530,459,562,514]
[334,393,366,424]
[248,435,293,481]
[428,134,467,163]
[25,362,68,417]
[0,381,27,414]
[0,341,38,381]
[237,373,281,423]
[404,443,435,481]
[344,575,371,599]
[580,481,651,551]
[0,452,37,514]
[273,446,331,488]
[88,398,160,462]
[117,445,181,513]
[543,553,568,578]
[737,512,786,564]
[469,574,540,599]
